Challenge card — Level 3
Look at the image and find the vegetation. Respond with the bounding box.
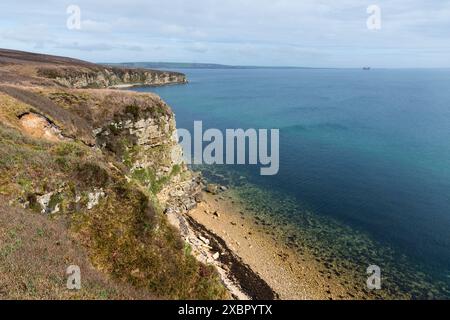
[131,164,181,194]
[0,79,228,299]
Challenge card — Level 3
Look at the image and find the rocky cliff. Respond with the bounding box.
[37,66,187,89]
[0,48,187,89]
[0,49,226,299]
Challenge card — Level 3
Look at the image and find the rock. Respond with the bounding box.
[36,192,53,214]
[184,198,197,211]
[194,193,203,203]
[206,184,219,195]
[212,252,220,260]
[199,236,210,245]
[220,186,228,191]
[37,192,62,214]
[51,203,61,214]
[92,128,103,136]
[87,189,105,210]
[213,211,220,218]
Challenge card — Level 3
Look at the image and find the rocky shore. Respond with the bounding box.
[185,185,357,300]
[159,175,277,300]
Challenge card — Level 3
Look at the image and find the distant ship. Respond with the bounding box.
[363,67,371,70]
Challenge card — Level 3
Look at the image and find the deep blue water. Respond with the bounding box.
[133,68,450,291]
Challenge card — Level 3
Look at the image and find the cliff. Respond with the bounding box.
[0,49,225,299]
[0,49,187,89]
[37,66,187,89]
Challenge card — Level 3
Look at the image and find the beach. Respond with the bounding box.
[187,189,367,300]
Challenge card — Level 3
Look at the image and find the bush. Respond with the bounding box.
[75,162,110,188]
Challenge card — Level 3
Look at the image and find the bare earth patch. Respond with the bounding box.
[19,113,66,142]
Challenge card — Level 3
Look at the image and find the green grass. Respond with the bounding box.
[131,164,183,195]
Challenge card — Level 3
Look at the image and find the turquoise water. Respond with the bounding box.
[133,68,450,298]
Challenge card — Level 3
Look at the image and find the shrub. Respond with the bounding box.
[75,162,110,188]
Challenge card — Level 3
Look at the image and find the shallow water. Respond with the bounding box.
[132,68,450,298]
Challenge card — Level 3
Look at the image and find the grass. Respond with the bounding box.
[132,164,182,194]
[71,179,227,299]
[0,196,156,299]
[0,111,228,299]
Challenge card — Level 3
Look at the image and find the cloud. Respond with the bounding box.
[160,24,186,36]
[55,42,143,52]
[0,24,57,49]
[81,20,112,33]
[185,42,209,53]
[0,0,449,67]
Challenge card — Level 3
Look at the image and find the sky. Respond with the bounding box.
[0,0,449,68]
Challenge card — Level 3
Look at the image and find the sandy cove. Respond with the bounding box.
[187,190,359,300]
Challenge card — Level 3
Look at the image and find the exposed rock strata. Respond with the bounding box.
[37,66,187,89]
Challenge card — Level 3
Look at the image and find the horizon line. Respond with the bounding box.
[101,61,450,70]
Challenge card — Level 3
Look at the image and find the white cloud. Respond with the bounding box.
[0,0,449,67]
[185,42,209,53]
[81,20,112,33]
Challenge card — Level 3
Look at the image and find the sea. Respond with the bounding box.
[131,68,450,299]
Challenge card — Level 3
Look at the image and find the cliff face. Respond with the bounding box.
[37,66,187,89]
[0,49,226,299]
[0,48,187,89]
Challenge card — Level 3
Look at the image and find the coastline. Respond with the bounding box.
[184,178,450,300]
[162,179,276,300]
[185,190,354,300]
[181,173,427,300]
[109,80,188,89]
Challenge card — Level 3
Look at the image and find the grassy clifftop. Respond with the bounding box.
[0,49,227,300]
[0,48,187,89]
